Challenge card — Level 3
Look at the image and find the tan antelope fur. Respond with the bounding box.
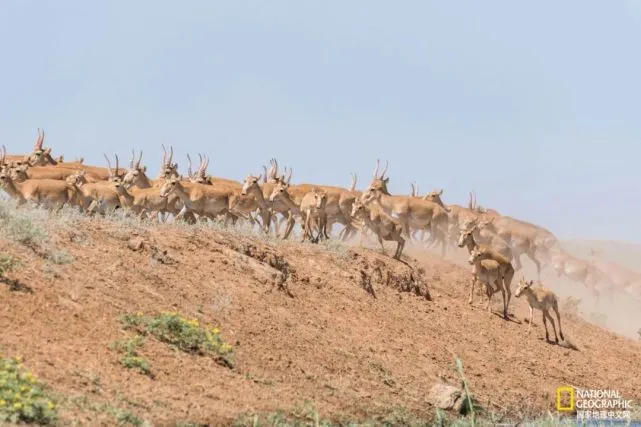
[468,246,513,319]
[515,278,564,343]
[458,222,514,305]
[351,198,405,260]
[362,160,449,256]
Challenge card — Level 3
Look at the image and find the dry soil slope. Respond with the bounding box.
[0,219,639,425]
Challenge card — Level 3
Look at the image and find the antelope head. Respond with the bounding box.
[350,197,367,218]
[28,129,56,166]
[159,144,179,179]
[190,154,212,184]
[159,176,180,198]
[67,170,88,187]
[269,180,289,202]
[8,164,29,183]
[123,149,147,187]
[423,189,450,211]
[457,222,476,248]
[514,277,535,297]
[468,246,484,265]
[241,173,262,196]
[367,159,390,195]
[311,187,328,209]
[103,153,124,183]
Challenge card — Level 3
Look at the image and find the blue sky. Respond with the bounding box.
[1,1,640,241]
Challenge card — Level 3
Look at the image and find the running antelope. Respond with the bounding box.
[362,160,449,256]
[159,177,243,224]
[351,198,405,260]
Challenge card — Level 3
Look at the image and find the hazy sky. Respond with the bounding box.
[1,1,640,242]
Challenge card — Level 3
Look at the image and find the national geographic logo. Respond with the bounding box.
[557,386,575,411]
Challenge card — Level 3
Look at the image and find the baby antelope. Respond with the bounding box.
[468,246,511,319]
[351,198,405,259]
[300,187,328,243]
[515,277,564,344]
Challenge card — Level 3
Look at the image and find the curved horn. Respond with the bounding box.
[103,153,113,178]
[39,128,45,149]
[33,128,43,150]
[373,159,380,179]
[161,144,167,167]
[410,182,416,197]
[114,154,120,176]
[197,153,205,175]
[1,145,7,164]
[136,150,143,168]
[262,165,268,183]
[204,155,210,173]
[286,166,292,184]
[168,145,174,165]
[380,160,389,179]
[350,172,357,192]
[130,149,135,169]
[268,158,275,179]
[187,154,193,177]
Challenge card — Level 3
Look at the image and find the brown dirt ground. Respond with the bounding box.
[0,217,640,426]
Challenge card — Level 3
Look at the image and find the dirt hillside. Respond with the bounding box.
[0,208,640,425]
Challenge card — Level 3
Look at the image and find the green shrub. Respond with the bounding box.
[0,254,19,277]
[112,336,151,376]
[0,356,57,424]
[120,312,234,368]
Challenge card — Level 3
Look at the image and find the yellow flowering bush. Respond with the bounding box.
[120,311,234,368]
[0,356,57,424]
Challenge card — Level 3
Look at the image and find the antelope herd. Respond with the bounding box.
[1,130,641,337]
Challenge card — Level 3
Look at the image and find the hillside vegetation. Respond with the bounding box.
[0,201,639,425]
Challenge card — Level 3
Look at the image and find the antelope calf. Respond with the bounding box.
[351,198,405,260]
[458,224,513,305]
[299,187,328,243]
[514,278,564,343]
[468,246,511,319]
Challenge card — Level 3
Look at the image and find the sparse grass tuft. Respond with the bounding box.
[0,254,19,277]
[0,200,49,248]
[120,311,234,368]
[45,249,74,265]
[0,356,57,425]
[112,336,152,377]
[452,355,481,422]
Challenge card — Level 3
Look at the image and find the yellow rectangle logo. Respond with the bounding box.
[557,386,575,411]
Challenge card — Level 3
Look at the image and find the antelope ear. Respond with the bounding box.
[142,166,147,173]
[383,177,390,184]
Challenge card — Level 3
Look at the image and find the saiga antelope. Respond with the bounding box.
[351,198,405,260]
[458,222,514,305]
[468,246,513,319]
[515,277,564,343]
[362,160,449,256]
